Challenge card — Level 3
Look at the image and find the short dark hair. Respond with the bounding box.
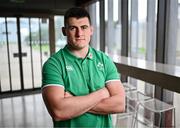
[64,7,91,27]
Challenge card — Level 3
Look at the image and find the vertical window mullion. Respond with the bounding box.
[156,0,166,63]
[121,0,128,56]
[49,16,55,55]
[100,0,106,52]
[17,17,24,91]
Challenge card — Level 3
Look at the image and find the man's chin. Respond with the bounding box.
[68,44,88,50]
[74,45,87,50]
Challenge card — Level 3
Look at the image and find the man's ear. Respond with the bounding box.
[62,27,66,36]
[90,26,94,36]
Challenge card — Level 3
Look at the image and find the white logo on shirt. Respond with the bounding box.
[66,65,73,71]
[97,62,104,70]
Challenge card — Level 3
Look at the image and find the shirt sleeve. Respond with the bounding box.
[42,57,64,89]
[104,55,120,83]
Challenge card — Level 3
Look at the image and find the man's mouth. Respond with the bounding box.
[76,38,85,40]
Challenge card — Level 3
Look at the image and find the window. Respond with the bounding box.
[129,0,157,60]
[54,16,66,52]
[88,1,100,50]
[105,0,121,55]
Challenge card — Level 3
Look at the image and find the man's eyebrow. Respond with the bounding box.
[67,25,89,28]
[80,25,89,28]
[81,25,89,27]
[67,25,76,28]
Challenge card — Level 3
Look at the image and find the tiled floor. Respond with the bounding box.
[0,93,53,127]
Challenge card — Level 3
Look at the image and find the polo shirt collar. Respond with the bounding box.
[63,45,94,62]
[87,48,93,60]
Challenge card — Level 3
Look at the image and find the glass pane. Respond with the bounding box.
[114,0,121,55]
[105,0,121,55]
[38,18,50,87]
[33,18,46,88]
[0,18,11,92]
[20,18,48,89]
[7,18,21,91]
[30,18,48,88]
[20,18,33,89]
[41,18,50,65]
[54,16,66,52]
[129,0,157,60]
[31,18,41,88]
[88,1,100,50]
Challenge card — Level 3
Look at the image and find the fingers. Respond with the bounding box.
[64,92,73,98]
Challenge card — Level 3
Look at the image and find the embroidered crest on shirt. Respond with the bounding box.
[88,53,93,59]
[97,62,104,70]
[66,65,73,71]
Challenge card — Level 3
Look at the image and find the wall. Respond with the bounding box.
[0,0,76,15]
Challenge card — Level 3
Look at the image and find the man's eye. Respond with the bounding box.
[82,26,88,30]
[69,27,75,31]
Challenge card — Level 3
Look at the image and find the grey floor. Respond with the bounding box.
[0,93,134,128]
[0,93,53,128]
[0,93,177,128]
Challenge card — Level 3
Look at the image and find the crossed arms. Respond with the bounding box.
[42,80,125,121]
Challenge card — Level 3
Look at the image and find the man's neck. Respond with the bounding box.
[67,45,89,59]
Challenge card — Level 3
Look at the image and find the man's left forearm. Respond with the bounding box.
[89,81,126,115]
[88,94,125,115]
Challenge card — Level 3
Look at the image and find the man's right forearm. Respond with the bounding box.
[44,87,109,121]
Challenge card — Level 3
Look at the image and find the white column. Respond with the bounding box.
[88,3,99,50]
[106,0,114,54]
[129,0,138,58]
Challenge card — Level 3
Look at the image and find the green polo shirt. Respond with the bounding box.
[42,45,120,128]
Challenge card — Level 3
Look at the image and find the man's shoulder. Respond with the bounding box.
[90,47,109,60]
[44,49,64,66]
[90,47,106,56]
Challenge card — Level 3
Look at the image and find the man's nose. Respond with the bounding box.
[76,28,83,37]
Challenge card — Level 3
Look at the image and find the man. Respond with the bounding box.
[42,7,125,128]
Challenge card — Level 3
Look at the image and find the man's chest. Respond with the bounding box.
[62,60,106,96]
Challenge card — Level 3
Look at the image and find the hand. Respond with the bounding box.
[64,92,73,98]
[100,87,110,99]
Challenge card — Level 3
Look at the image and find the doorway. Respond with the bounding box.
[0,17,50,93]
